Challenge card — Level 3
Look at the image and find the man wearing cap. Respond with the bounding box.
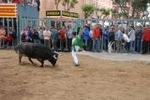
[135,23,142,53]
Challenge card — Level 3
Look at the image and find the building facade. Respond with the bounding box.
[39,0,114,19]
[40,0,85,19]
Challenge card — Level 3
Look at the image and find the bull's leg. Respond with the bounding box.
[37,59,44,67]
[28,57,34,64]
[19,54,23,64]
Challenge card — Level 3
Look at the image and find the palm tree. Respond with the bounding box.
[55,0,62,10]
[62,0,78,11]
[100,8,110,18]
[82,4,95,18]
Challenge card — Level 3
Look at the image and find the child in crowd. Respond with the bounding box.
[122,28,130,53]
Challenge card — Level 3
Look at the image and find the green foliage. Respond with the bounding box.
[100,8,111,17]
[82,4,95,18]
[70,0,78,8]
[112,0,150,18]
[112,0,129,17]
[132,0,149,11]
[55,0,62,10]
[62,0,78,11]
[111,9,118,15]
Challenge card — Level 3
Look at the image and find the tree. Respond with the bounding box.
[55,0,62,10]
[111,9,118,18]
[62,0,78,11]
[82,4,95,18]
[131,0,149,18]
[112,0,131,18]
[100,8,111,18]
[112,0,150,19]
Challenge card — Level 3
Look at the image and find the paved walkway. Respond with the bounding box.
[78,51,150,62]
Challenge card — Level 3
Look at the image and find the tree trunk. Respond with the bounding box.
[56,5,58,10]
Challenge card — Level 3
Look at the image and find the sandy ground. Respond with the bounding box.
[0,50,150,100]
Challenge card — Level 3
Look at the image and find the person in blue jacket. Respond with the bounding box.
[103,26,109,51]
[82,24,90,51]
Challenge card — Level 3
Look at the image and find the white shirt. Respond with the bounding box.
[89,30,93,38]
[123,33,130,42]
[43,30,51,40]
[128,29,135,41]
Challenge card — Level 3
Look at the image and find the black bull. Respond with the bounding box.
[14,42,58,67]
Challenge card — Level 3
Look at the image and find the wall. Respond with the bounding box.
[17,4,39,18]
[39,0,84,18]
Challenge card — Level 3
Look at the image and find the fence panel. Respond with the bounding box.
[1,17,150,54]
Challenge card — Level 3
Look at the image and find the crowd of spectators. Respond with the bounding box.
[0,26,16,49]
[19,21,150,54]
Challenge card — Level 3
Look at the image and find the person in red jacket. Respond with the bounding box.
[92,24,101,52]
[60,27,66,52]
[142,22,150,54]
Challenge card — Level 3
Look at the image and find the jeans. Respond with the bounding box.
[34,39,41,44]
[115,40,122,52]
[135,38,141,52]
[67,38,72,52]
[103,39,108,51]
[130,41,135,53]
[125,42,130,53]
[44,39,50,47]
[92,38,100,52]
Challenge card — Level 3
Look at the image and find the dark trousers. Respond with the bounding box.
[142,40,149,54]
[135,38,141,52]
[67,38,72,52]
[83,39,90,51]
[60,39,66,52]
[125,42,130,53]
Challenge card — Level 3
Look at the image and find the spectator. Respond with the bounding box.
[27,26,33,42]
[142,22,150,54]
[128,25,136,53]
[82,23,90,51]
[92,24,101,52]
[59,27,66,52]
[32,28,40,43]
[51,26,58,51]
[103,25,109,51]
[135,23,142,53]
[89,26,94,51]
[21,28,27,42]
[0,27,6,48]
[108,25,115,53]
[43,27,51,47]
[122,28,130,53]
[115,25,122,52]
[66,26,73,52]
[38,27,44,44]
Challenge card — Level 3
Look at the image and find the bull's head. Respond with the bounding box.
[49,52,58,66]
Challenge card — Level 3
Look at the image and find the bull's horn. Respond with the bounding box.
[54,51,59,54]
[53,55,57,59]
[54,51,62,55]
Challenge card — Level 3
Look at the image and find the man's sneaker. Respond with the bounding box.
[75,62,80,66]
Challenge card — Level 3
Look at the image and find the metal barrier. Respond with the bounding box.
[0,18,17,49]
[1,17,150,54]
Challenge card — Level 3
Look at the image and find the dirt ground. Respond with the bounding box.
[0,50,150,100]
